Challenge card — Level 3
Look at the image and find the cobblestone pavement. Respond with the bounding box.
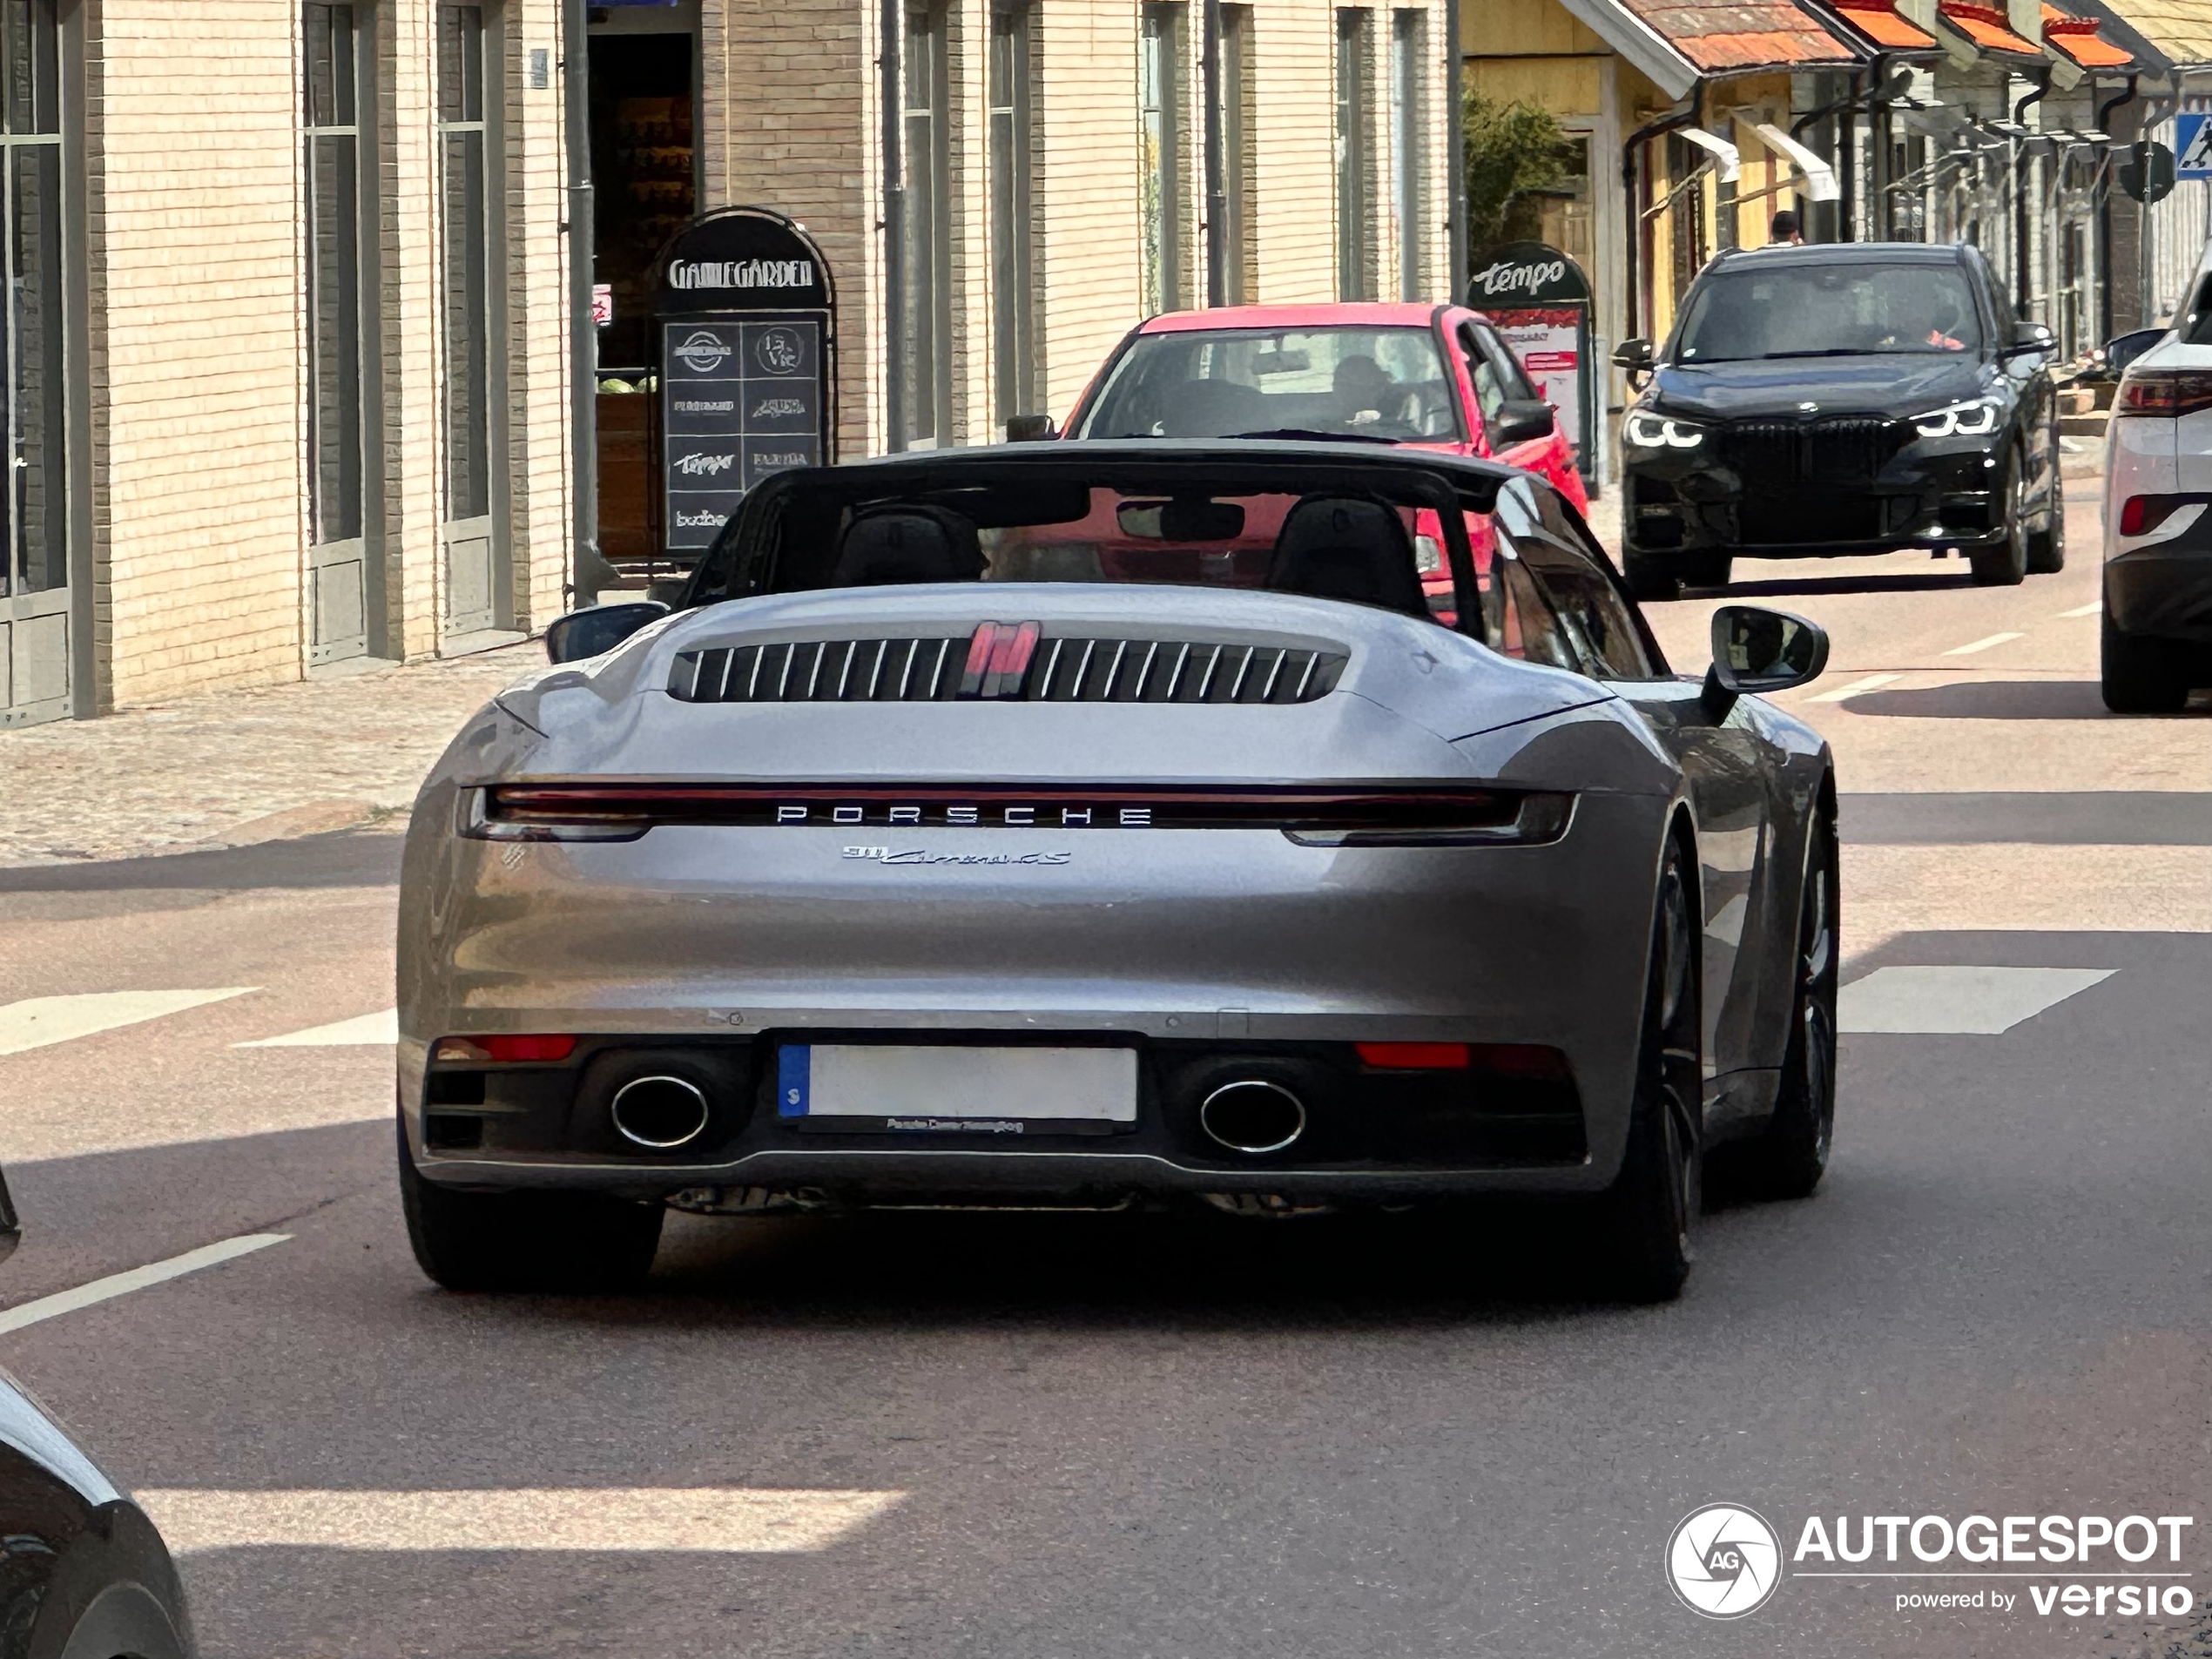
[0,645,537,868]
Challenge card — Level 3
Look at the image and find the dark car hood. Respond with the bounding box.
[1649,355,1996,421]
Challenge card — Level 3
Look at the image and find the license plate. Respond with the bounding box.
[777,1044,1138,1126]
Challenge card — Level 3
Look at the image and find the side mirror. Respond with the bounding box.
[1612,337,1655,388]
[0,1164,17,1270]
[543,599,669,664]
[1005,413,1059,442]
[1489,399,1557,446]
[1703,604,1829,714]
[2004,320,2056,358]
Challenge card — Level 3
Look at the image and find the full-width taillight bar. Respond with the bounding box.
[461,783,1576,847]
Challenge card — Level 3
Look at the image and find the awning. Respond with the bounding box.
[1935,0,2045,54]
[2040,2,2134,65]
[1753,121,1842,200]
[1678,126,1743,182]
[1829,0,1941,48]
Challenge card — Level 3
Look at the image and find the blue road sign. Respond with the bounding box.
[2177,112,2212,179]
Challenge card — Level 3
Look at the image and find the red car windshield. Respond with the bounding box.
[1076,327,1460,442]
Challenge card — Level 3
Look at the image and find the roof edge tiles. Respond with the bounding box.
[1617,0,1866,71]
[2041,1,2134,64]
[1829,0,1941,48]
[1937,0,2045,53]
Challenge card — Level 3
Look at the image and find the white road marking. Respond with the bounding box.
[1838,966,2115,1035]
[1808,672,1902,704]
[235,1008,397,1048]
[0,1234,289,1338]
[1941,631,2026,656]
[137,1487,907,1554]
[2057,601,2102,618]
[0,988,258,1058]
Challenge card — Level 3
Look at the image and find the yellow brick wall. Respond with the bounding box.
[701,0,874,458]
[84,0,576,710]
[380,0,442,661]
[500,10,573,632]
[92,0,308,705]
[1034,0,1145,421]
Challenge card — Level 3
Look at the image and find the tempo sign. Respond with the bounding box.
[1468,240,1595,488]
[654,207,837,556]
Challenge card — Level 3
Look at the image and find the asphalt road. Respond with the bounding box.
[3,487,2208,1658]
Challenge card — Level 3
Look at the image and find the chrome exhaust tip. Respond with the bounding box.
[610,1075,711,1150]
[1197,1080,1307,1156]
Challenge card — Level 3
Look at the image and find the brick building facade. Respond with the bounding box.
[2,0,1460,730]
[1,0,571,729]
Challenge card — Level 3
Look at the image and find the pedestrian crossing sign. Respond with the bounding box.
[2177,113,2212,178]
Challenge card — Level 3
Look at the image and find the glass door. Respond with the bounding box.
[0,0,69,728]
[437,1,504,640]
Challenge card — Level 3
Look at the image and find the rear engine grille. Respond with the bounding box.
[1722,416,1905,489]
[671,636,1347,705]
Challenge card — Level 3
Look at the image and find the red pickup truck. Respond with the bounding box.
[1043,302,1590,610]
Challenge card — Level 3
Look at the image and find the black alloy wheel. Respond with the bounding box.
[1969,453,2028,586]
[1622,547,1681,603]
[2025,439,2066,574]
[2100,606,2194,714]
[1599,840,1703,1302]
[1745,804,1838,1198]
[398,1116,664,1292]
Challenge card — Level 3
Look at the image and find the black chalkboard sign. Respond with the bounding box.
[655,208,836,556]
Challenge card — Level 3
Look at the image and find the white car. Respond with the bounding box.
[2101,267,2212,711]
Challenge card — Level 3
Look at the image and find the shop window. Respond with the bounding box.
[588,36,692,375]
[1139,3,1186,314]
[304,3,362,548]
[1333,8,1373,302]
[895,1,952,448]
[588,30,692,560]
[1386,10,1422,301]
[437,2,490,523]
[0,0,64,603]
[989,0,1035,422]
[1218,3,1252,306]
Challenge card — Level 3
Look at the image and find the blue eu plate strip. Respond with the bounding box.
[777,1045,811,1116]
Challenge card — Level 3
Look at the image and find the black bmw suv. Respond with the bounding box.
[1614,242,2063,598]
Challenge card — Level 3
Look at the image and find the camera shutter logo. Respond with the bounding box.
[674,330,733,374]
[1666,1504,1783,1619]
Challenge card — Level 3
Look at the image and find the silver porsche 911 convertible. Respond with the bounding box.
[396,442,1838,1301]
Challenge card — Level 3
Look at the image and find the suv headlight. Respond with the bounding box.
[1624,409,1703,449]
[1912,397,2002,439]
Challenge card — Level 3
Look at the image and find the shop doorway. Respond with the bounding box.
[590,29,695,563]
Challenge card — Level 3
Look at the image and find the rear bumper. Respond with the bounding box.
[2105,515,2212,644]
[403,1033,1608,1203]
[399,792,1674,1199]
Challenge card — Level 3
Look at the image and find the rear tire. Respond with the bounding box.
[1622,548,1681,602]
[1968,456,2027,586]
[399,1117,664,1292]
[1743,803,1838,1199]
[2025,466,2065,574]
[2100,609,2192,712]
[1597,841,1702,1303]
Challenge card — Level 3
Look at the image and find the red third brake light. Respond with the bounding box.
[1357,1042,1473,1069]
